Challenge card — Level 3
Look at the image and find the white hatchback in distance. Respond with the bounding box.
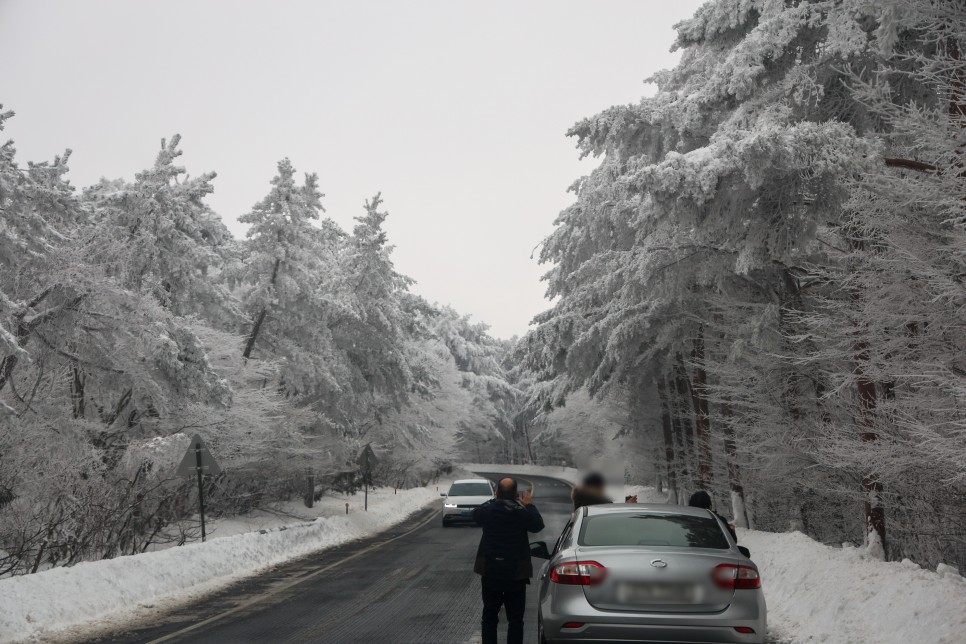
[441,478,495,526]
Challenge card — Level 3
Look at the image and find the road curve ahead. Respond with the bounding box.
[87,471,574,644]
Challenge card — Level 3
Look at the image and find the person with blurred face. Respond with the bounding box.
[572,472,637,509]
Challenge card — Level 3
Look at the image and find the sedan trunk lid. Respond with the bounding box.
[577,546,738,613]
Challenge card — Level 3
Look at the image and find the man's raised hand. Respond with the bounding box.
[520,489,534,506]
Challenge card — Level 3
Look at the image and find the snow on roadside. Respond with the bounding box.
[739,528,966,644]
[0,485,444,643]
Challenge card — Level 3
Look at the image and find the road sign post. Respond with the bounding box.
[356,444,378,512]
[195,446,207,541]
[177,435,222,543]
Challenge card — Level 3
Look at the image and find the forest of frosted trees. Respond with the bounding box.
[0,121,518,574]
[2,0,964,578]
[518,0,966,569]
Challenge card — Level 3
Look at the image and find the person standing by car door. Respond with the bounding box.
[572,472,638,509]
[688,490,738,542]
[472,477,545,644]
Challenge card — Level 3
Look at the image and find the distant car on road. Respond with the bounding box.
[441,478,495,527]
[530,503,766,643]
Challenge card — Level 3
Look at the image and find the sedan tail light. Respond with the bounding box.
[550,561,606,586]
[712,564,761,590]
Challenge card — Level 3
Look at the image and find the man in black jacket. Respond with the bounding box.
[472,477,544,644]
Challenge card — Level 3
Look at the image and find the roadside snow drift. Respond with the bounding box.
[740,528,966,644]
[0,485,441,643]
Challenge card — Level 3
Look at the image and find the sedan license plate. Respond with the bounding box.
[616,582,696,604]
[461,510,473,517]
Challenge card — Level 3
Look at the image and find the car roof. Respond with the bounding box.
[583,503,714,518]
[452,478,492,485]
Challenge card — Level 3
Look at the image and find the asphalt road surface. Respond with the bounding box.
[87,471,575,644]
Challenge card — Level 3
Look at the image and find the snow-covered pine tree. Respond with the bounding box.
[519,0,942,557]
[236,159,347,399]
[83,135,233,319]
[330,194,417,423]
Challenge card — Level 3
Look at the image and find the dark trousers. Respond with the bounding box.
[481,577,527,644]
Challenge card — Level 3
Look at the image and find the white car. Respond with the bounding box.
[441,478,495,526]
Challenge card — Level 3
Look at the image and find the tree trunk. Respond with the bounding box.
[689,330,713,489]
[670,359,693,499]
[71,366,85,419]
[243,308,267,359]
[842,211,888,557]
[855,343,887,556]
[719,397,749,528]
[657,377,678,504]
[102,387,133,427]
[243,258,281,359]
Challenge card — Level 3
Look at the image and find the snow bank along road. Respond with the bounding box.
[78,471,575,644]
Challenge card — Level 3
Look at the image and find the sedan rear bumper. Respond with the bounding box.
[544,622,763,643]
[541,588,766,644]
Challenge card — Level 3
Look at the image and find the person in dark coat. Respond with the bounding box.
[688,490,738,542]
[472,477,544,644]
[571,472,611,510]
[571,472,637,509]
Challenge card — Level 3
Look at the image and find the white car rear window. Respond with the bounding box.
[448,483,492,496]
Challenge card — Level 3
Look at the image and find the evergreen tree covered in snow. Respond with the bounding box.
[0,119,497,574]
[519,0,966,566]
[236,159,346,399]
[83,135,233,319]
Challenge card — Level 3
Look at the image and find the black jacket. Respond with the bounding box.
[572,486,612,511]
[472,498,545,580]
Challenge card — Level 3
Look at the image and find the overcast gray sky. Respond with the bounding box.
[0,0,703,338]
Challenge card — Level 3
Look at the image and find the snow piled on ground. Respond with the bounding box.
[0,484,444,643]
[740,528,966,644]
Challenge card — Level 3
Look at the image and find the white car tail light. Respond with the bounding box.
[712,563,761,590]
[550,561,606,586]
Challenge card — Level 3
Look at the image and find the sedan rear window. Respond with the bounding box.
[448,482,492,496]
[579,513,730,549]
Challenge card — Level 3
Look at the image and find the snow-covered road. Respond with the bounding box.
[2,465,964,643]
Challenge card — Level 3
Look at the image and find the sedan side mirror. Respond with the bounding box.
[737,545,751,558]
[529,541,551,560]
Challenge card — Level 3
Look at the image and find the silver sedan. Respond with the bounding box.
[531,503,766,643]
